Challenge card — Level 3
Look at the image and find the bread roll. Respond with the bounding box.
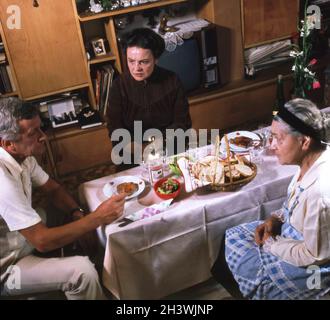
[235,164,253,177]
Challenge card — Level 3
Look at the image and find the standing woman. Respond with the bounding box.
[106,28,192,164]
[211,99,330,299]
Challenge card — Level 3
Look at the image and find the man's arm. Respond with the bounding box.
[38,178,82,217]
[20,193,126,252]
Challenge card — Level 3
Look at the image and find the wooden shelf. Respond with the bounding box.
[78,0,188,21]
[46,123,107,141]
[1,91,17,97]
[89,52,116,65]
[189,51,330,106]
[189,61,294,105]
[24,84,91,101]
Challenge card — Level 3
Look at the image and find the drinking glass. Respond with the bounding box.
[249,143,264,165]
[258,127,271,150]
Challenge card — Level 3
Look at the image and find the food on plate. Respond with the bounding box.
[168,162,181,176]
[229,135,253,148]
[117,182,139,196]
[157,178,179,195]
[191,156,224,184]
[191,154,255,184]
[225,169,241,180]
[235,164,253,177]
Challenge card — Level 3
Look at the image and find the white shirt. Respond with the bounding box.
[0,147,49,282]
[269,148,330,267]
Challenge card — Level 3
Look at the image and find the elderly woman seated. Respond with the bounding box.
[211,99,330,300]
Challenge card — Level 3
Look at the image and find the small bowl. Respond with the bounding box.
[154,178,181,200]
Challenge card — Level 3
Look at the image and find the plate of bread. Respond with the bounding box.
[103,176,145,200]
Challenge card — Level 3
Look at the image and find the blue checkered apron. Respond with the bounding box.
[225,186,330,300]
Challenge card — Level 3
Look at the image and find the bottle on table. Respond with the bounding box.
[273,74,285,115]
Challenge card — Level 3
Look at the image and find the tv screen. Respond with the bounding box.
[157,38,201,92]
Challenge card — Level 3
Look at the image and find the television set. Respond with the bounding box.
[157,38,201,92]
[157,25,220,93]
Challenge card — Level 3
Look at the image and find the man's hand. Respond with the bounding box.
[95,193,127,225]
[255,216,283,246]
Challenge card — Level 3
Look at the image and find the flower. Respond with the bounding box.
[291,2,320,98]
[313,81,321,89]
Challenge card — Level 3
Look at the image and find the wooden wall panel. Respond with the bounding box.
[190,78,293,130]
[212,0,244,82]
[50,126,112,176]
[242,0,299,48]
[0,0,90,99]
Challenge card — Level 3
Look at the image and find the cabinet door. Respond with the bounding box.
[242,0,299,48]
[50,126,112,176]
[0,0,89,99]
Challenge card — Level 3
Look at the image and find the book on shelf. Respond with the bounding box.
[244,39,293,76]
[77,106,103,129]
[93,63,115,116]
[6,65,16,91]
[0,52,6,63]
[95,69,101,110]
[0,63,13,93]
[101,64,115,117]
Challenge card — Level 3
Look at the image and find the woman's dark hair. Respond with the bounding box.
[122,28,165,59]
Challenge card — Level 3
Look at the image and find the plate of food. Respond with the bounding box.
[154,178,181,200]
[222,131,261,153]
[103,176,145,200]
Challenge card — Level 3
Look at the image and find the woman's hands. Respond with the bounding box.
[255,216,283,246]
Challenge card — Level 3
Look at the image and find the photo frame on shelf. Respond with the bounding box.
[47,98,78,128]
[91,38,107,56]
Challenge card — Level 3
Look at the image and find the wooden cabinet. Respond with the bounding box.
[241,0,299,48]
[48,125,112,177]
[0,0,92,100]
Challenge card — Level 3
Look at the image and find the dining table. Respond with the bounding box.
[78,137,302,300]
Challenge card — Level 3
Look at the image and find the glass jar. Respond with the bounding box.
[148,158,164,185]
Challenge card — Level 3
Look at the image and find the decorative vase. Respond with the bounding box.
[291,87,306,99]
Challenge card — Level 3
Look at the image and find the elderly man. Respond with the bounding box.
[0,97,126,299]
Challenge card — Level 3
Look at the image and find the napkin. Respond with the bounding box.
[118,199,173,227]
[177,157,217,193]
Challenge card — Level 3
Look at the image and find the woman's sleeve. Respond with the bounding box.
[268,196,330,267]
[168,76,192,131]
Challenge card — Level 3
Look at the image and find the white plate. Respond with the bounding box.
[221,131,260,153]
[103,176,145,200]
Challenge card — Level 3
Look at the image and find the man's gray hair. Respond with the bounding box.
[0,97,39,141]
[273,98,330,148]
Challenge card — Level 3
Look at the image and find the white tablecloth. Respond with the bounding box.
[79,149,299,299]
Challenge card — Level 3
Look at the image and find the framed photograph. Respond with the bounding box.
[91,38,106,56]
[47,98,78,128]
